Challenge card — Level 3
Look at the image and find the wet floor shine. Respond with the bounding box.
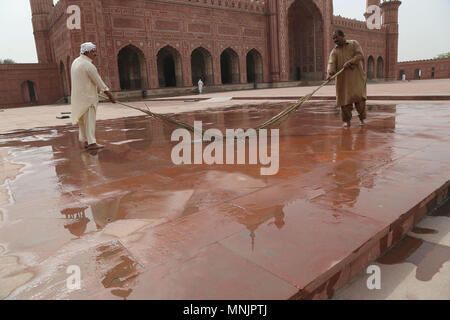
[1,102,449,299]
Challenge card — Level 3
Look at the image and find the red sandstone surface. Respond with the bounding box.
[0,102,449,299]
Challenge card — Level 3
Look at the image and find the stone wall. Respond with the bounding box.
[397,58,450,80]
[47,0,269,92]
[0,64,62,108]
[14,0,448,108]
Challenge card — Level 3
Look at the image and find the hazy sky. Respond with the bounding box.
[333,0,450,62]
[0,0,449,63]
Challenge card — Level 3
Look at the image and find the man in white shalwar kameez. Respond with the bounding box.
[71,42,116,150]
[198,79,204,94]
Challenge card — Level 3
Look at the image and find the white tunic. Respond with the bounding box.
[198,79,204,93]
[70,55,109,125]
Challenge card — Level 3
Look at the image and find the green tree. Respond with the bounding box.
[0,58,16,64]
[435,52,450,59]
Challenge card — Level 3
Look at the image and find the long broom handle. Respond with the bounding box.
[98,93,201,134]
[254,68,346,130]
[310,67,345,95]
[99,68,345,134]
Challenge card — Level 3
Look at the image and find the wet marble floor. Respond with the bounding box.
[0,102,449,299]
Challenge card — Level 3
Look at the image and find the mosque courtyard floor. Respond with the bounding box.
[0,92,449,299]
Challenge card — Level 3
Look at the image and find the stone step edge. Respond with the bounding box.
[147,95,450,102]
[288,179,450,300]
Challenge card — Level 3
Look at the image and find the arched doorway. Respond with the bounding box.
[118,45,148,90]
[66,56,72,92]
[191,47,213,85]
[60,61,69,96]
[21,81,38,103]
[288,0,324,81]
[157,46,182,87]
[376,57,384,79]
[414,69,421,79]
[220,48,240,84]
[246,49,263,83]
[367,56,375,80]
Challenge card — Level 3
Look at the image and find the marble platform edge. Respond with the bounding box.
[289,180,450,300]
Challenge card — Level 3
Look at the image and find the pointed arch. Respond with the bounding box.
[191,47,213,85]
[60,61,69,96]
[66,56,72,93]
[157,45,183,87]
[118,45,148,90]
[367,56,375,80]
[220,48,240,84]
[21,80,38,104]
[246,49,263,83]
[288,0,324,81]
[414,69,421,79]
[376,56,384,79]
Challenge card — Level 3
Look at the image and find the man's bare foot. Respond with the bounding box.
[86,143,104,150]
[343,122,351,128]
[84,142,89,149]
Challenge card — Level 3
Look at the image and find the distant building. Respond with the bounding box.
[397,58,450,80]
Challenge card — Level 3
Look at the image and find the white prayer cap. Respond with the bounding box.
[80,42,97,54]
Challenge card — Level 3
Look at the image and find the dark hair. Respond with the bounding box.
[334,30,345,37]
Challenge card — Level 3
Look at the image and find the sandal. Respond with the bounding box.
[86,143,104,150]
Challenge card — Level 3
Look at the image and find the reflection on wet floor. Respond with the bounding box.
[0,148,24,222]
[97,242,142,299]
[62,208,91,238]
[378,236,450,282]
[1,102,449,299]
[411,227,438,235]
[0,149,35,299]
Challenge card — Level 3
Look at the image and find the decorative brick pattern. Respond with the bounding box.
[1,0,448,107]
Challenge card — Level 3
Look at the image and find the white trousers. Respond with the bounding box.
[78,105,97,145]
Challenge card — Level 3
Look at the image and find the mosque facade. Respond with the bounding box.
[0,0,447,107]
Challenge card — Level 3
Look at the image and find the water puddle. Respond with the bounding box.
[61,207,91,238]
[378,236,450,281]
[96,241,143,299]
[2,102,449,298]
[110,139,145,145]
